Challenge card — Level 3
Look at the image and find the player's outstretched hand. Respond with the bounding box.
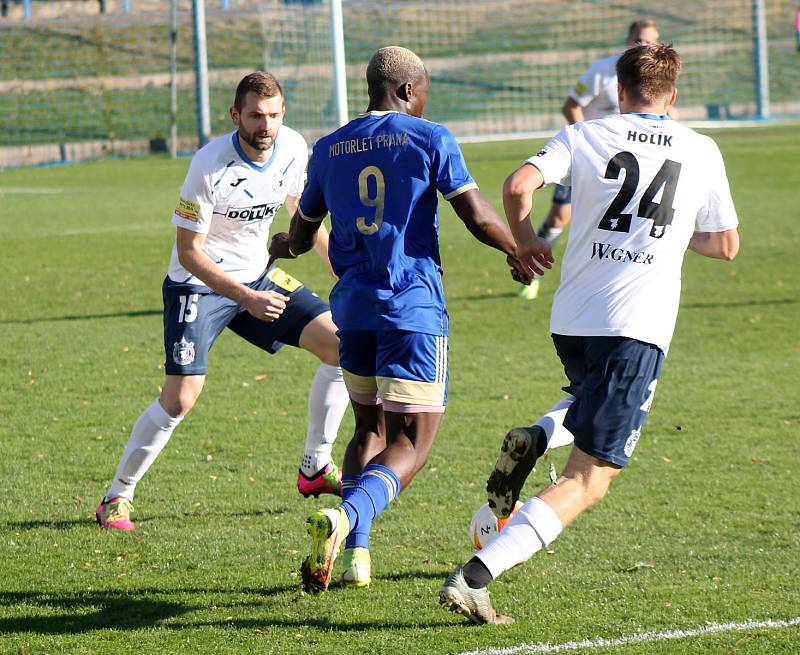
[507,255,534,284]
[245,290,290,323]
[267,232,295,269]
[518,236,554,277]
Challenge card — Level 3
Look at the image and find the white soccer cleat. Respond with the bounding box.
[439,565,513,625]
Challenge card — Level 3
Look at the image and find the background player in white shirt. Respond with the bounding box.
[520,19,662,300]
[440,43,739,624]
[96,72,350,531]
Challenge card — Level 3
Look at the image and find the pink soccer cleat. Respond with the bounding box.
[95,496,136,531]
[297,462,342,498]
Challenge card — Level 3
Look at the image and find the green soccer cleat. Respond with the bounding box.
[439,565,513,625]
[486,425,544,519]
[300,507,350,594]
[517,278,540,300]
[336,547,371,588]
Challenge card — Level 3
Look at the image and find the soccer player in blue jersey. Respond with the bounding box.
[271,45,549,593]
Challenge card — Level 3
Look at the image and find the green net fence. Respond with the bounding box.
[1,0,798,166]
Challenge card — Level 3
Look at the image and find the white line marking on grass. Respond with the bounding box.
[0,187,64,194]
[455,617,800,655]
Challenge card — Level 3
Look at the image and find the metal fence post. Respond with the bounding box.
[752,0,770,119]
[169,0,179,158]
[192,0,211,148]
[329,0,348,126]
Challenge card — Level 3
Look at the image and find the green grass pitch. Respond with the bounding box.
[1,125,798,654]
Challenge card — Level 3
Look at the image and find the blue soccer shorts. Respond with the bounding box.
[552,334,664,467]
[338,330,448,413]
[162,266,329,376]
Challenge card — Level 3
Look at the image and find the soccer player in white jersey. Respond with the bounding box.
[519,19,662,301]
[95,72,350,531]
[440,43,739,624]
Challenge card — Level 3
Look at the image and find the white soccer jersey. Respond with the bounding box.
[527,113,738,351]
[568,52,621,121]
[168,126,308,284]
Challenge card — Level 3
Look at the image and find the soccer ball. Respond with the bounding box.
[469,500,523,550]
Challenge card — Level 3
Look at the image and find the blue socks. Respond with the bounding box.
[341,473,366,549]
[341,464,401,549]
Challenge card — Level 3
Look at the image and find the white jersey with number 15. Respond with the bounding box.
[527,113,738,352]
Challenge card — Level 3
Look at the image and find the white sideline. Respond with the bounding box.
[454,617,800,655]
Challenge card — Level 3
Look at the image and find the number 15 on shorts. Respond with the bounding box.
[177,294,199,323]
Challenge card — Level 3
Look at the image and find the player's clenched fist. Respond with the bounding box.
[245,290,290,322]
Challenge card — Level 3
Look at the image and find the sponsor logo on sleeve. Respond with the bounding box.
[574,81,588,95]
[175,197,200,222]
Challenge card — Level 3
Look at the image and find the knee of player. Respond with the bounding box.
[317,344,340,367]
[160,386,201,418]
[582,468,620,506]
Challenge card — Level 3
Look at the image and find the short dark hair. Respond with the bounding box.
[234,71,283,110]
[626,19,659,45]
[616,43,681,105]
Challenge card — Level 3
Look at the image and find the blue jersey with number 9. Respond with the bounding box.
[298,111,477,336]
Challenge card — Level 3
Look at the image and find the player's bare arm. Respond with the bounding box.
[449,189,537,283]
[562,97,584,125]
[688,228,739,260]
[176,227,289,322]
[269,196,335,277]
[287,208,324,259]
[502,164,554,274]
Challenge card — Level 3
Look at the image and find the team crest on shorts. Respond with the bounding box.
[624,427,642,457]
[173,337,196,366]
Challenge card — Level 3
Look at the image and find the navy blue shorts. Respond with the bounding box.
[552,183,572,205]
[552,334,664,467]
[338,330,448,410]
[163,266,329,375]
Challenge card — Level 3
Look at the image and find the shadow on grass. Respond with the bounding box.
[449,291,519,302]
[0,309,161,325]
[376,569,450,582]
[2,507,289,531]
[681,297,796,310]
[0,590,194,634]
[0,583,456,634]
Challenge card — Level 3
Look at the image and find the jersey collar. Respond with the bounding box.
[626,112,671,121]
[232,130,279,172]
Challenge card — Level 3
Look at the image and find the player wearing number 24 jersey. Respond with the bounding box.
[537,109,738,351]
[440,44,739,625]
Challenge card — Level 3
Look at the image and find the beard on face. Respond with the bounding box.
[239,125,274,151]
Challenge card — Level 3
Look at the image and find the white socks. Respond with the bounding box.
[477,497,563,578]
[301,363,349,476]
[535,396,576,451]
[537,222,564,247]
[105,399,183,502]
